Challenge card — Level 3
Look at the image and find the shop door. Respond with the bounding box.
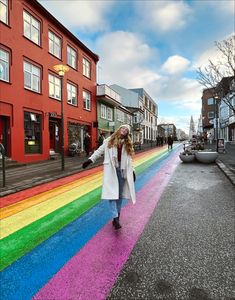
[0,116,10,157]
[49,121,59,152]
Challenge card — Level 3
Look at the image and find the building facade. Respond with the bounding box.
[96,84,132,143]
[0,0,99,163]
[130,88,158,144]
[110,84,144,145]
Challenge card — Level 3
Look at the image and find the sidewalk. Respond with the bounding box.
[0,141,234,197]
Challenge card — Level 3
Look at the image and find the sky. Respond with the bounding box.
[38,0,234,134]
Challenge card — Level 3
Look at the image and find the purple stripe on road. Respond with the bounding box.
[34,153,180,300]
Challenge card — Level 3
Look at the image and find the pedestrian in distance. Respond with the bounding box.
[83,132,91,156]
[98,131,105,148]
[167,135,173,150]
[82,124,136,230]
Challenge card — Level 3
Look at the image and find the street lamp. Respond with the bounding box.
[53,64,70,171]
[214,93,219,152]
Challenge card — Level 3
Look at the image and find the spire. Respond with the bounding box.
[189,116,196,139]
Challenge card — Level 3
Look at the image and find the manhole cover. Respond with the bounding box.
[125,271,139,283]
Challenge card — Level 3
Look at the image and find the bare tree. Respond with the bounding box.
[197,35,235,114]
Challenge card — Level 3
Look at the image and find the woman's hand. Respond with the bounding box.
[82,159,92,169]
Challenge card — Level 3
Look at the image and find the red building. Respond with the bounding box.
[0,0,99,163]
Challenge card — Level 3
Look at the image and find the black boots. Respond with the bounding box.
[112,213,121,230]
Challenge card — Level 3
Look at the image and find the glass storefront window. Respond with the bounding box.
[24,111,41,153]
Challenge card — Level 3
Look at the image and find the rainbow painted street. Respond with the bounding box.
[1,145,181,300]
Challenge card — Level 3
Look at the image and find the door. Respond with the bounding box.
[0,116,10,157]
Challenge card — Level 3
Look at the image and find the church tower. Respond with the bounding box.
[189,116,196,140]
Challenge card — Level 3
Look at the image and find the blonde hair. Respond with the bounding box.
[108,128,134,156]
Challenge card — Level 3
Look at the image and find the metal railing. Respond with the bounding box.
[0,143,6,187]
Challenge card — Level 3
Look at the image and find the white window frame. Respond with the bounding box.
[0,0,8,24]
[117,110,124,122]
[67,82,77,106]
[83,58,90,78]
[83,90,91,110]
[0,48,9,82]
[208,111,214,119]
[107,107,113,121]
[49,74,61,100]
[49,31,61,59]
[23,11,40,45]
[24,61,40,93]
[67,45,77,69]
[101,104,107,119]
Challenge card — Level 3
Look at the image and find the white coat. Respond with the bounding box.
[89,138,136,204]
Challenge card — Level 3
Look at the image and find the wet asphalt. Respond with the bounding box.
[107,162,235,300]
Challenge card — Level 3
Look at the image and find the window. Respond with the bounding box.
[67,83,77,106]
[208,97,214,105]
[208,111,214,119]
[23,11,40,45]
[24,61,40,92]
[67,46,77,69]
[107,107,113,121]
[49,74,61,100]
[0,0,8,24]
[101,104,106,119]
[83,90,91,110]
[133,113,138,123]
[83,58,90,78]
[0,48,9,82]
[24,111,42,154]
[117,110,124,122]
[49,31,61,59]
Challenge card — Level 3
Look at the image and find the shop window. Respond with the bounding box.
[24,111,42,153]
[24,61,41,92]
[0,48,9,82]
[0,0,8,24]
[23,11,41,45]
[49,31,61,59]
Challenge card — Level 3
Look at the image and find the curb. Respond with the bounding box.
[216,159,235,186]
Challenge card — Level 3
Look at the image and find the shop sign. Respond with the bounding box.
[217,138,225,153]
[49,112,58,117]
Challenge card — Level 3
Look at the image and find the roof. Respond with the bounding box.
[29,0,99,62]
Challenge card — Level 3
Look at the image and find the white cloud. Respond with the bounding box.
[38,0,114,32]
[96,30,202,123]
[162,55,191,75]
[135,1,192,33]
[96,31,161,87]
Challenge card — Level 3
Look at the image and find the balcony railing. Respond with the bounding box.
[97,84,121,103]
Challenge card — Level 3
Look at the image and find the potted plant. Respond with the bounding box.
[179,149,195,163]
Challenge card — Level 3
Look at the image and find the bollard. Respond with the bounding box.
[0,143,6,187]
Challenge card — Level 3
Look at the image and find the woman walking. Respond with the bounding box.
[82,124,136,230]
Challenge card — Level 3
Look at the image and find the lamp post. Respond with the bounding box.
[214,93,219,152]
[53,64,69,171]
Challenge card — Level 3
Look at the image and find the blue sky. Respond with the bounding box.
[38,0,234,133]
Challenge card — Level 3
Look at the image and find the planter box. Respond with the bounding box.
[195,151,218,163]
[179,153,195,163]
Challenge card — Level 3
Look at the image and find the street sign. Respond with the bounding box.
[217,138,225,153]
